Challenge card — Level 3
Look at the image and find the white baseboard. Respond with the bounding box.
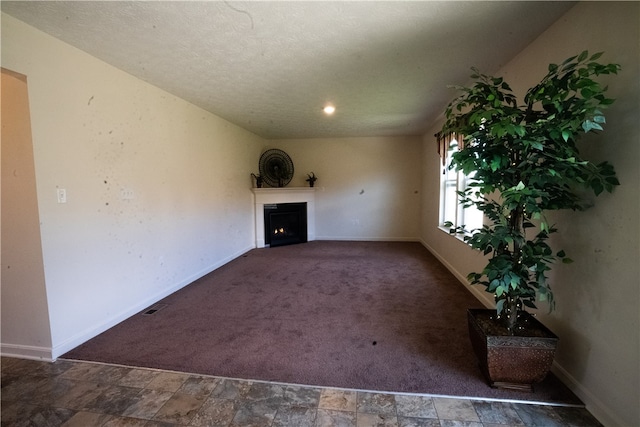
[419,239,494,309]
[315,236,419,242]
[1,343,54,362]
[50,244,255,359]
[419,239,623,426]
[551,363,624,427]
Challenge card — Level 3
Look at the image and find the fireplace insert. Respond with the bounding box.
[264,202,307,247]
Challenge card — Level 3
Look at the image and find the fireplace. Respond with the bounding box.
[251,187,316,248]
[264,203,307,247]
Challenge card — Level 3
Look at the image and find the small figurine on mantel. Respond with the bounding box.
[251,173,263,188]
[306,172,318,187]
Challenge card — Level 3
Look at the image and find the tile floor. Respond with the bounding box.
[1,357,602,427]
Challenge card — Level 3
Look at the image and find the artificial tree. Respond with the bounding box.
[440,51,620,333]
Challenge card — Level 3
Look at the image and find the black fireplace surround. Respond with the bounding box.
[264,202,307,247]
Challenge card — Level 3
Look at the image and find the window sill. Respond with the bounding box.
[438,225,471,244]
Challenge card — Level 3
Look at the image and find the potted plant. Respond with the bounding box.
[251,173,263,188]
[438,51,620,390]
[306,172,318,187]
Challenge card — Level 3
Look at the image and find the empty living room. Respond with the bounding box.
[2,2,638,426]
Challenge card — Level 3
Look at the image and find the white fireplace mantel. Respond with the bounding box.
[252,187,316,248]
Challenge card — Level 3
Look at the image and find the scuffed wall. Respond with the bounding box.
[1,13,264,358]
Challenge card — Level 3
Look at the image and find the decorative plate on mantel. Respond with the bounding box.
[259,149,294,187]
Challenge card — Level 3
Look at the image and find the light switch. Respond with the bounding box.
[57,188,67,203]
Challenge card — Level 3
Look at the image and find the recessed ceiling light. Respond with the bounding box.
[323,105,336,115]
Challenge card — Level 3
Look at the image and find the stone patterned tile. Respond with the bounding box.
[102,416,151,426]
[0,401,44,425]
[211,378,253,399]
[118,368,160,388]
[59,362,109,382]
[1,358,47,377]
[319,389,358,412]
[82,384,144,415]
[145,371,190,392]
[395,395,437,419]
[512,403,566,427]
[140,421,179,427]
[439,421,483,427]
[91,364,133,384]
[230,399,280,426]
[472,401,524,425]
[1,356,20,370]
[53,381,111,410]
[1,374,50,401]
[272,405,317,427]
[316,408,357,427]
[61,411,115,426]
[397,416,441,427]
[357,392,397,415]
[20,406,76,426]
[190,397,239,426]
[0,357,606,427]
[28,376,78,406]
[284,385,322,407]
[357,412,399,426]
[245,381,286,402]
[32,359,75,377]
[178,375,220,396]
[152,392,206,424]
[122,388,174,419]
[433,398,480,422]
[554,406,603,427]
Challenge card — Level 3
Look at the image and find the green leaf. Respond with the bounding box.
[606,177,620,186]
[578,50,589,62]
[490,157,502,172]
[510,274,520,289]
[530,141,543,150]
[590,52,603,61]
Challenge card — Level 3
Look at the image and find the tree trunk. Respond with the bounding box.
[504,296,519,334]
[505,205,525,334]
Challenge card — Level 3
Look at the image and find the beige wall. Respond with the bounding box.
[421,3,639,426]
[1,69,52,356]
[270,136,422,241]
[1,13,264,359]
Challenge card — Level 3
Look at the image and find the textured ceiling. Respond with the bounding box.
[2,1,575,139]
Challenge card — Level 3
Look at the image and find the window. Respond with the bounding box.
[439,140,484,234]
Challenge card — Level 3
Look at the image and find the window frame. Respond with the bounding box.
[438,140,484,238]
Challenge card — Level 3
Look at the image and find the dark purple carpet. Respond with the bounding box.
[63,241,581,405]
